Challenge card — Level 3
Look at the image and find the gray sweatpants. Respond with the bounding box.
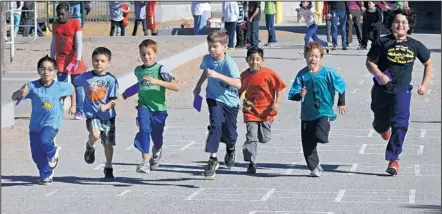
[242,121,272,163]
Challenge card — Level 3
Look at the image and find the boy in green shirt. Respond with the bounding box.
[126,39,180,173]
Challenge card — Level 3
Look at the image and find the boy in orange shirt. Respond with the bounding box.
[239,47,286,174]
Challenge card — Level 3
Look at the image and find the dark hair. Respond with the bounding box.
[92,47,112,61]
[247,47,264,59]
[37,55,57,70]
[56,2,70,12]
[139,39,158,52]
[299,1,312,9]
[388,9,416,34]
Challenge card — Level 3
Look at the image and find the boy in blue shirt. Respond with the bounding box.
[193,30,242,179]
[74,47,119,179]
[288,42,347,177]
[11,55,76,185]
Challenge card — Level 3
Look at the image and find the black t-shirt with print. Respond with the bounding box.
[248,1,261,21]
[367,34,431,93]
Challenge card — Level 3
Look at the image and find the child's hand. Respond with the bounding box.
[207,69,221,79]
[378,73,391,85]
[143,76,159,85]
[20,84,29,98]
[417,84,428,95]
[271,102,280,112]
[69,105,76,115]
[301,87,307,97]
[337,105,348,115]
[243,100,253,110]
[99,103,109,112]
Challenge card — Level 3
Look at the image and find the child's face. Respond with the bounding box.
[392,14,410,37]
[247,53,263,71]
[139,46,157,66]
[92,54,111,74]
[38,61,56,82]
[305,48,322,70]
[56,8,69,23]
[367,2,375,9]
[301,1,309,8]
[208,41,226,60]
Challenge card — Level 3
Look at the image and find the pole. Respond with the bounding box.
[1,1,6,76]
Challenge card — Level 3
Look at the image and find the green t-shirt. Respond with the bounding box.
[134,63,167,111]
[264,1,276,15]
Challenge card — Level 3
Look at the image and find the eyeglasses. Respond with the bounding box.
[38,67,55,74]
[392,20,409,26]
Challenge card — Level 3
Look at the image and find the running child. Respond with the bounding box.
[11,55,76,184]
[297,1,330,55]
[239,47,286,174]
[75,47,119,179]
[365,9,433,175]
[50,2,87,120]
[193,30,242,179]
[288,42,347,177]
[124,39,179,173]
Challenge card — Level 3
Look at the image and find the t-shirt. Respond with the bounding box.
[239,67,286,122]
[288,66,346,121]
[200,53,240,107]
[248,1,261,21]
[74,71,119,120]
[109,1,123,21]
[134,63,175,111]
[297,7,316,27]
[264,1,276,15]
[52,19,81,56]
[24,80,73,132]
[367,35,431,93]
[328,1,347,11]
[133,1,146,19]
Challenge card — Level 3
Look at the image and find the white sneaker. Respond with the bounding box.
[48,145,61,169]
[40,170,54,185]
[309,165,323,177]
[136,160,150,173]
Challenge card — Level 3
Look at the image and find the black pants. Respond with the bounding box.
[224,22,236,48]
[235,23,244,48]
[301,117,331,171]
[346,9,362,45]
[132,19,147,36]
[361,23,380,47]
[110,20,125,36]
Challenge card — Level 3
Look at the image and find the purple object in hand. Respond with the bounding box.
[193,94,203,112]
[122,83,139,99]
[374,69,392,84]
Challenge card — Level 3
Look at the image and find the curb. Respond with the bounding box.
[1,102,15,128]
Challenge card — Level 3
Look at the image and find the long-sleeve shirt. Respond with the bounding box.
[222,1,239,22]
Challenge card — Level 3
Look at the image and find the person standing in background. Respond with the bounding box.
[346,1,364,48]
[264,1,277,47]
[146,1,158,36]
[132,1,148,36]
[222,1,239,49]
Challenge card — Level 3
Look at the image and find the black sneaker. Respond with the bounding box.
[104,167,115,179]
[84,142,95,164]
[342,47,348,50]
[224,147,235,169]
[203,157,219,179]
[247,162,257,174]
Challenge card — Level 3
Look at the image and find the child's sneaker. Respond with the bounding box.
[40,170,54,185]
[203,157,219,179]
[48,144,61,169]
[84,142,95,164]
[247,162,257,174]
[309,165,323,177]
[224,147,235,169]
[136,160,150,173]
[381,130,391,141]
[74,112,84,120]
[386,160,399,175]
[149,147,162,170]
[104,167,115,179]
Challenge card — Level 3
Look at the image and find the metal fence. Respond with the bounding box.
[35,1,192,22]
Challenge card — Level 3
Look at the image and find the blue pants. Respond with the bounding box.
[134,106,168,154]
[193,12,209,35]
[13,13,21,37]
[70,3,82,26]
[371,84,412,161]
[57,73,84,115]
[205,99,239,153]
[265,14,277,43]
[30,126,58,179]
[304,24,328,47]
[248,21,260,48]
[331,10,347,48]
[224,22,236,48]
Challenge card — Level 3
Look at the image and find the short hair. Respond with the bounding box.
[389,9,416,34]
[304,42,324,58]
[247,47,264,59]
[92,47,112,61]
[207,30,228,45]
[56,2,70,12]
[138,39,158,52]
[299,1,312,9]
[37,55,57,70]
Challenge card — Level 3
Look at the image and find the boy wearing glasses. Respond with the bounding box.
[288,42,347,177]
[11,55,76,185]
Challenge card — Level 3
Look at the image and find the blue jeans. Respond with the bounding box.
[70,3,82,26]
[248,21,260,48]
[30,126,58,179]
[57,73,84,115]
[193,12,209,35]
[224,22,236,48]
[134,106,168,154]
[331,10,347,48]
[265,14,277,43]
[13,13,21,37]
[304,24,328,47]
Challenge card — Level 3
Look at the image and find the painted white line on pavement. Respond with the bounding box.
[180,141,196,151]
[351,88,358,94]
[117,189,131,197]
[367,129,374,137]
[334,189,346,202]
[350,164,359,174]
[125,145,134,150]
[358,79,364,84]
[414,164,421,177]
[359,144,367,154]
[94,164,105,170]
[45,189,59,197]
[261,188,276,201]
[185,188,205,200]
[420,129,426,138]
[417,145,424,155]
[409,190,416,204]
[285,163,297,175]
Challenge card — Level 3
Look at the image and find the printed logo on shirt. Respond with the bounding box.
[87,81,108,102]
[42,100,53,110]
[387,45,415,64]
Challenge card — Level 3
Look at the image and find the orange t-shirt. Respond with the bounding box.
[239,67,286,122]
[52,19,86,74]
